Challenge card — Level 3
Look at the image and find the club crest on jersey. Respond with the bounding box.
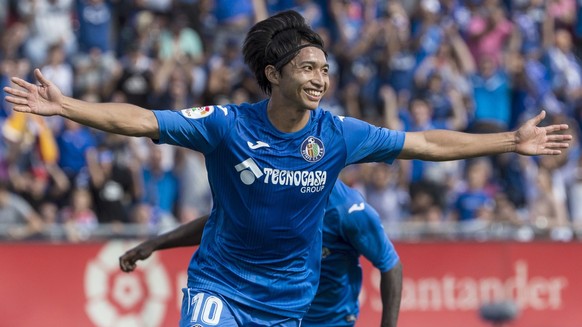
[181,106,214,119]
[301,136,325,162]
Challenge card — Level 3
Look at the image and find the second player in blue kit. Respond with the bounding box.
[303,180,401,326]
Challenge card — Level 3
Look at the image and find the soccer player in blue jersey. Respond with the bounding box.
[119,179,402,327]
[5,9,571,327]
[303,180,402,327]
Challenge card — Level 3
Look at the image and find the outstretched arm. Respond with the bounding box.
[4,69,160,139]
[380,262,403,327]
[398,111,571,161]
[119,215,209,272]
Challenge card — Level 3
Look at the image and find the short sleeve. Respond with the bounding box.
[153,105,232,154]
[340,116,405,165]
[341,203,400,272]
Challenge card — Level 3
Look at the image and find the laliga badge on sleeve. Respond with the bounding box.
[181,106,215,119]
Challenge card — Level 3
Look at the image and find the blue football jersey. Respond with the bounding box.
[153,99,405,318]
[303,180,400,326]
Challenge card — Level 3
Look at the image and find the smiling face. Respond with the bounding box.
[270,46,329,111]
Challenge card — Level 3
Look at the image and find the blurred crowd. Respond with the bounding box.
[1,0,582,242]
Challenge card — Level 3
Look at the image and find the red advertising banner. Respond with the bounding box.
[357,242,582,327]
[0,241,580,327]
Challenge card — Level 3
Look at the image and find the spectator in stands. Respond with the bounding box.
[0,0,7,35]
[512,47,562,129]
[118,10,160,59]
[330,0,383,119]
[568,155,582,230]
[416,71,468,130]
[410,0,445,64]
[491,191,532,240]
[467,53,513,131]
[16,163,70,222]
[383,1,416,98]
[41,43,74,97]
[359,162,410,225]
[76,0,114,54]
[268,0,325,30]
[130,200,178,236]
[450,158,497,234]
[74,0,119,98]
[86,149,139,225]
[174,148,212,223]
[17,0,77,67]
[0,20,28,62]
[575,0,582,53]
[439,0,472,31]
[470,121,530,210]
[408,179,446,237]
[208,0,257,53]
[112,42,154,108]
[414,22,474,100]
[169,0,205,33]
[382,86,465,185]
[205,37,246,103]
[2,108,61,210]
[509,0,546,56]
[491,151,529,209]
[61,186,98,242]
[464,0,513,65]
[157,13,204,63]
[545,28,582,115]
[0,55,30,120]
[139,0,173,14]
[529,166,573,240]
[56,118,96,184]
[152,61,195,110]
[548,0,576,29]
[0,180,44,240]
[139,141,179,218]
[0,125,8,180]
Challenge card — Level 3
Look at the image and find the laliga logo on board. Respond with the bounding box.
[84,241,171,327]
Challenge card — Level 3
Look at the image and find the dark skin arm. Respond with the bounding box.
[380,262,403,327]
[119,215,209,272]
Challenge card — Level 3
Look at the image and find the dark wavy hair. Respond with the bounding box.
[243,10,326,95]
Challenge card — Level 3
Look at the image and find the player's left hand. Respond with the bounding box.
[514,111,572,156]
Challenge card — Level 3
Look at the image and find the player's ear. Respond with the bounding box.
[265,65,280,86]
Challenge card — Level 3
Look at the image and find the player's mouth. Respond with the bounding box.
[304,89,323,101]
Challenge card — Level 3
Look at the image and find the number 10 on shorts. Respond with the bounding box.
[190,292,224,325]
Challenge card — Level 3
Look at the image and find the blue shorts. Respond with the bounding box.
[179,288,302,327]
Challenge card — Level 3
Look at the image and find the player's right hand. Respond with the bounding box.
[119,243,155,272]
